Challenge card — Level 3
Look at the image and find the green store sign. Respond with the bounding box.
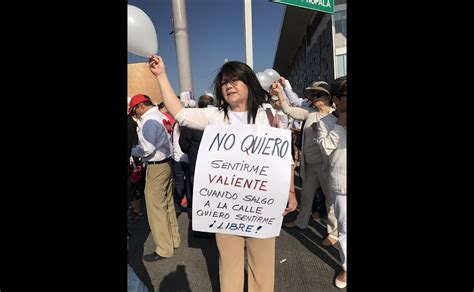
[272,0,335,14]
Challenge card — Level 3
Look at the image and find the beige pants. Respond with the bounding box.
[144,161,180,257]
[216,234,275,292]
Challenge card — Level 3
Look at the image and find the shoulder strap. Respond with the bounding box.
[265,108,274,126]
[265,108,280,128]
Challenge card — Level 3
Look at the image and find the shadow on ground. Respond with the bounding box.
[187,218,220,292]
[282,210,342,273]
[128,213,154,292]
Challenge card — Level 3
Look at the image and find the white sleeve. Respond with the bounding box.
[316,118,343,156]
[174,107,211,130]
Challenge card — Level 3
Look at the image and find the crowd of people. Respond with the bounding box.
[127,54,347,290]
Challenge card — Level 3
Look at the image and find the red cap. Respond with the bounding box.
[128,94,151,116]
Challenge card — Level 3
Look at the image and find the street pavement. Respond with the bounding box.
[128,183,346,292]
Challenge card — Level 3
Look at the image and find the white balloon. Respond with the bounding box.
[264,68,280,82]
[256,72,273,91]
[128,5,158,57]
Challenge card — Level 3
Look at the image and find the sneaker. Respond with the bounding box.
[335,271,347,289]
[284,221,306,229]
[143,252,167,262]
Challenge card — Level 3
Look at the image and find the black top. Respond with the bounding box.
[178,126,204,176]
[127,116,138,157]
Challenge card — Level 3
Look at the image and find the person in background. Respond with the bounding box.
[148,55,297,292]
[272,81,339,247]
[178,94,215,220]
[171,120,190,216]
[127,115,145,223]
[129,94,180,262]
[316,76,347,289]
[269,95,290,129]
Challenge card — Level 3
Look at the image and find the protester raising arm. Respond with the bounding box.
[278,77,312,109]
[148,55,183,118]
[271,81,310,121]
[148,55,209,130]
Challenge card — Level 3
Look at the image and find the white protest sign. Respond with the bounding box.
[192,125,292,238]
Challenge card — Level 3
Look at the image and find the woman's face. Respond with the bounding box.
[311,91,331,108]
[220,74,249,110]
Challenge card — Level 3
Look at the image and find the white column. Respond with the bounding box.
[243,0,253,69]
[172,0,194,93]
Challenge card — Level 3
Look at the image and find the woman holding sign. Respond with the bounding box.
[148,55,297,292]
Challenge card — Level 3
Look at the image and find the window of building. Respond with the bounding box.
[332,4,347,78]
[335,10,347,40]
[336,54,346,78]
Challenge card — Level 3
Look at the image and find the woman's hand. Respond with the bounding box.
[283,191,297,216]
[148,55,166,77]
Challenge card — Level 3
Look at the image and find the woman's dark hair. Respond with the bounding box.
[212,61,270,124]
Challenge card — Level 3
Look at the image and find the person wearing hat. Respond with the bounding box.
[316,76,347,288]
[271,80,339,247]
[129,94,181,261]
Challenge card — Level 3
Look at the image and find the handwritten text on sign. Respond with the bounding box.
[192,125,292,238]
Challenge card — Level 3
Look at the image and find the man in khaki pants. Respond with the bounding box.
[129,94,180,261]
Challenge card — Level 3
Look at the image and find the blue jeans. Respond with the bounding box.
[128,265,149,292]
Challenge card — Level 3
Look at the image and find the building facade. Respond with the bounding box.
[273,0,346,96]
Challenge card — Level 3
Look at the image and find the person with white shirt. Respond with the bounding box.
[316,76,347,289]
[129,94,181,262]
[272,80,339,247]
[269,96,291,129]
[148,55,297,292]
[178,94,215,221]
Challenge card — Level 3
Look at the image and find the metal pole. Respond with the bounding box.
[244,0,253,69]
[172,0,193,93]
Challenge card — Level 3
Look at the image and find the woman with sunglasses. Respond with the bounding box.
[271,80,339,247]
